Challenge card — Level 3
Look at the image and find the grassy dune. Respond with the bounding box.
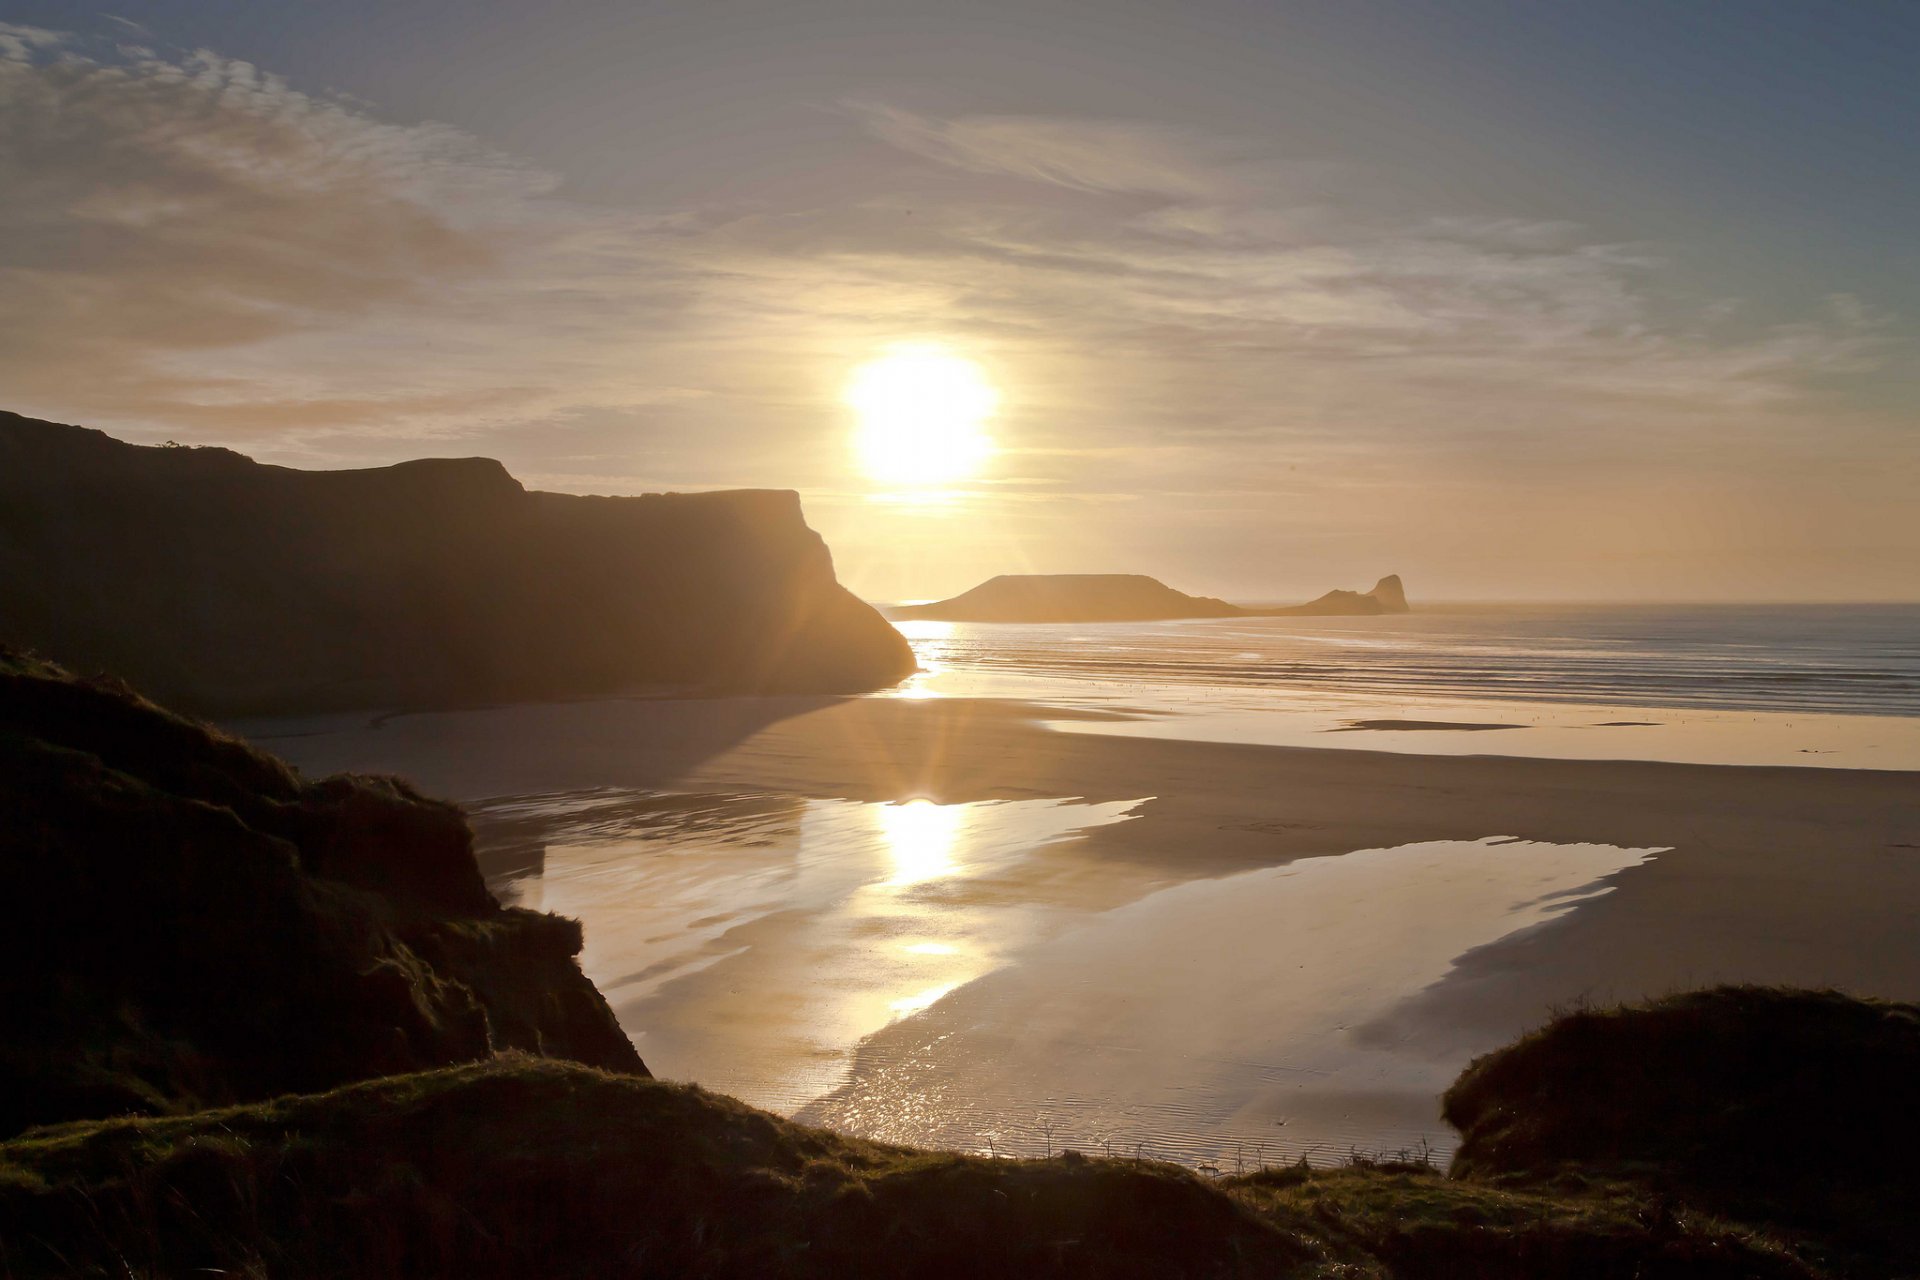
[0,1056,1820,1280]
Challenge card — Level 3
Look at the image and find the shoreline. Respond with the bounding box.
[254,691,1920,1155]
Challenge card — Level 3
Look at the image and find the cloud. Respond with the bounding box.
[0,34,564,430]
[0,22,62,60]
[0,30,1901,576]
[668,126,1886,466]
[848,102,1244,200]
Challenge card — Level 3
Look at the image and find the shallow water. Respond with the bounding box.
[474,789,1147,1113]
[798,836,1660,1165]
[473,789,1658,1164]
[889,606,1920,769]
[890,604,1920,718]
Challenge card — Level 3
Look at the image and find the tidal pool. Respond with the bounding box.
[472,788,1661,1166]
[472,789,1147,1113]
[798,835,1660,1166]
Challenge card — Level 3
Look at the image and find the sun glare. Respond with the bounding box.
[845,344,997,486]
[876,798,965,886]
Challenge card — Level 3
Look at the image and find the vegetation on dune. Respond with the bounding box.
[1232,1163,1814,1279]
[0,1057,1822,1280]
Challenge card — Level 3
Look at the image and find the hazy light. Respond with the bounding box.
[886,618,954,700]
[846,343,997,486]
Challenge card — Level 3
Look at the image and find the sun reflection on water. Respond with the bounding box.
[481,787,1146,1119]
[876,798,965,885]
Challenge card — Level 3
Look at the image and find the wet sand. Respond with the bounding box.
[252,693,1920,1161]
[254,691,1919,879]
[794,834,1663,1163]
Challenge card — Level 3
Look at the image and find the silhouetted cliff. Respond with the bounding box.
[0,647,644,1137]
[0,412,913,715]
[891,572,1409,623]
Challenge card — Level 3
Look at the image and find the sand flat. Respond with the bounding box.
[253,692,1920,1161]
[255,690,1920,985]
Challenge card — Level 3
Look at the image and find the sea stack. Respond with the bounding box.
[1368,574,1409,612]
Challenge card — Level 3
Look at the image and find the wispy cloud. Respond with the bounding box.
[848,102,1246,200]
[0,22,62,60]
[0,32,548,429]
[2,33,1909,597]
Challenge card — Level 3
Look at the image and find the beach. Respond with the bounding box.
[252,675,1920,1165]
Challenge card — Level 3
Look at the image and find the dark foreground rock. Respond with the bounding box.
[0,647,643,1138]
[1446,986,1920,1275]
[0,411,914,715]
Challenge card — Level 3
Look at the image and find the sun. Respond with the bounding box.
[845,343,998,486]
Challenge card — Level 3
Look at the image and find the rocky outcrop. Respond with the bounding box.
[0,412,913,715]
[0,647,645,1137]
[1445,986,1920,1272]
[891,572,1409,623]
[1368,574,1409,613]
[1253,574,1409,617]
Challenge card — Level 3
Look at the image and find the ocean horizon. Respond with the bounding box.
[886,602,1920,724]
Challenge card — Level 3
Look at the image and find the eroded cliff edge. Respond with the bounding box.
[0,412,914,715]
[0,646,645,1137]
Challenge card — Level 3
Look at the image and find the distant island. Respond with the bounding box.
[0,411,914,715]
[890,572,1409,623]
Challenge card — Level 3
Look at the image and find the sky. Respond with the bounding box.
[2,1,1916,602]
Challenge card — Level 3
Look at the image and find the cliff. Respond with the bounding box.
[891,572,1409,623]
[0,412,914,715]
[0,647,643,1137]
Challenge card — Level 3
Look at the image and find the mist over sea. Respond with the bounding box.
[895,603,1920,719]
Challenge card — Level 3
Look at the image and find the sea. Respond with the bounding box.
[892,602,1920,718]
[888,602,1920,770]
